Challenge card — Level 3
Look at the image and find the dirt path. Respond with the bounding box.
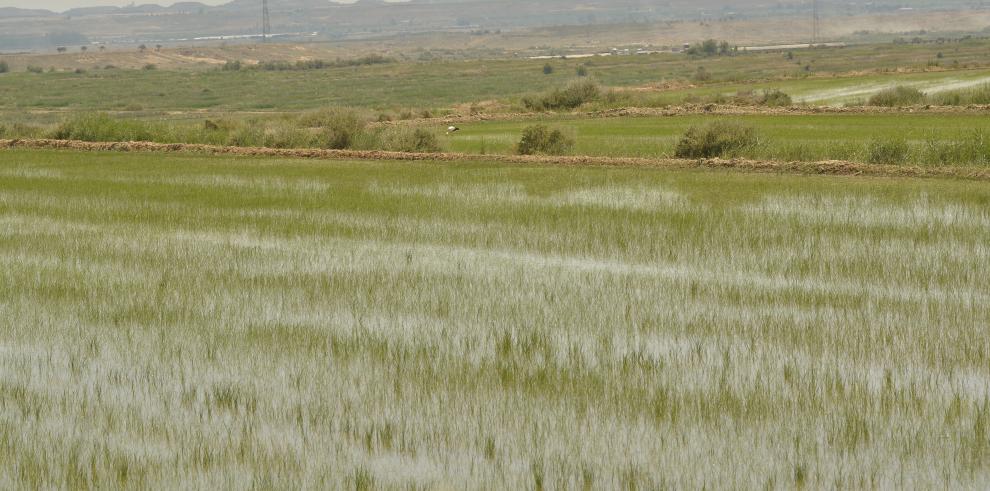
[3,138,989,181]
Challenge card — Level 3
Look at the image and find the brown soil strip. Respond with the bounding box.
[3,138,990,181]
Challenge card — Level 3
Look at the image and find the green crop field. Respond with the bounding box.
[1,149,988,488]
[446,112,990,164]
[2,37,990,117]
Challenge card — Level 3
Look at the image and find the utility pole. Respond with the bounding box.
[262,0,271,42]
[811,0,820,45]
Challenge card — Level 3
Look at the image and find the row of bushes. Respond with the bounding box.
[520,80,796,112]
[223,55,394,72]
[861,132,990,165]
[672,121,990,165]
[39,110,443,153]
[8,112,988,165]
[522,80,602,111]
[868,84,990,107]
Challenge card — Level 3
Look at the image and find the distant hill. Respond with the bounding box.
[0,0,984,51]
[0,7,56,18]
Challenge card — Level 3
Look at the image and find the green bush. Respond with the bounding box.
[222,60,242,71]
[225,125,265,147]
[0,122,46,139]
[262,121,316,149]
[867,86,926,107]
[543,63,554,75]
[865,138,910,164]
[50,113,155,142]
[26,66,44,74]
[930,84,990,106]
[516,125,574,155]
[522,79,601,111]
[921,131,990,165]
[759,89,793,107]
[674,121,758,158]
[253,55,394,72]
[0,61,8,74]
[576,65,588,77]
[298,108,368,149]
[143,64,157,71]
[378,127,443,153]
[685,39,734,57]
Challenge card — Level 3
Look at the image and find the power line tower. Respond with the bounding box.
[811,0,820,45]
[262,0,271,42]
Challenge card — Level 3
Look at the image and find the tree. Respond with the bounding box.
[139,44,147,52]
[57,47,67,53]
[99,45,106,52]
[701,39,719,56]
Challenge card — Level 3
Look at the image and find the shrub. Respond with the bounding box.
[253,55,394,71]
[865,138,910,164]
[516,125,574,155]
[143,64,157,71]
[930,84,990,106]
[0,61,8,74]
[543,63,554,75]
[50,113,154,142]
[868,86,925,107]
[261,121,314,149]
[26,66,44,73]
[522,79,601,111]
[922,131,990,165]
[378,127,443,153]
[299,107,368,149]
[576,65,588,77]
[693,66,711,82]
[222,60,242,71]
[226,125,265,147]
[0,122,46,139]
[674,121,758,158]
[759,89,793,107]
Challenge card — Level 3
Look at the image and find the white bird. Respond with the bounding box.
[447,126,460,135]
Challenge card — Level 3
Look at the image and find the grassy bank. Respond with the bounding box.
[1,149,989,488]
[4,111,990,167]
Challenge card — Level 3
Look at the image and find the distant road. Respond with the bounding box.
[739,43,847,52]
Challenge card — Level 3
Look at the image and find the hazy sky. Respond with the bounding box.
[2,0,225,11]
[2,0,376,12]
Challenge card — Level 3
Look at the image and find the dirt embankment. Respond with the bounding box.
[3,138,990,181]
[374,104,990,127]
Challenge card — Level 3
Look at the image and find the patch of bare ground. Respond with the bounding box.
[3,138,989,181]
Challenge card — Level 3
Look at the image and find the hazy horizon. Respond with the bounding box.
[1,0,389,12]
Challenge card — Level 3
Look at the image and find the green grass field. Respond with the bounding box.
[2,38,990,117]
[449,112,990,164]
[1,149,989,488]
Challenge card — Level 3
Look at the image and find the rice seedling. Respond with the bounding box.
[0,149,988,488]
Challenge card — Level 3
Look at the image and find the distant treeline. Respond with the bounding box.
[222,54,394,72]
